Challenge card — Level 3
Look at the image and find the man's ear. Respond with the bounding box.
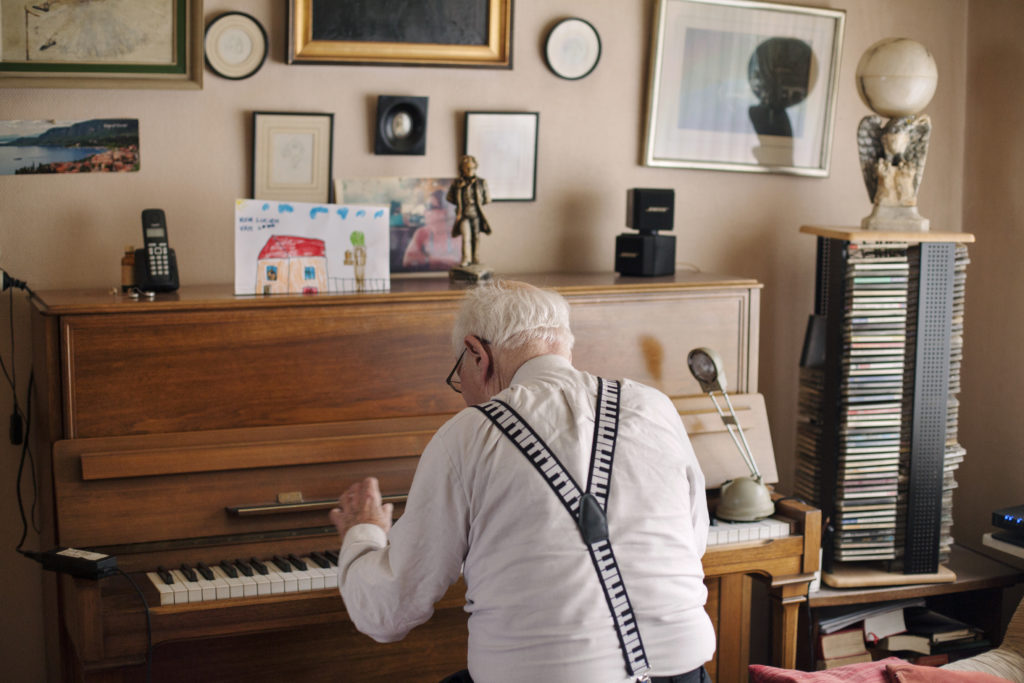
[464,335,492,378]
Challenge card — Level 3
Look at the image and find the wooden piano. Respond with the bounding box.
[29,273,819,683]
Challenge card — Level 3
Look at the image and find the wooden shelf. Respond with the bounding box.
[809,545,1022,608]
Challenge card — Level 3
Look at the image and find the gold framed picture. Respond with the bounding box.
[288,0,512,68]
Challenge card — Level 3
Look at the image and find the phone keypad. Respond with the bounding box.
[148,242,170,276]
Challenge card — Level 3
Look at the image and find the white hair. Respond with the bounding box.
[451,280,575,355]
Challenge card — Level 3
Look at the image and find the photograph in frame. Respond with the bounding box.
[289,0,512,68]
[0,0,202,89]
[252,111,334,204]
[464,111,539,201]
[337,177,462,276]
[643,0,845,176]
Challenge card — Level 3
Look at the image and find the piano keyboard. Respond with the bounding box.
[706,516,790,546]
[145,550,339,606]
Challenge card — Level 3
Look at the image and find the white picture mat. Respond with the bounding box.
[645,0,843,175]
[464,112,538,201]
[234,198,389,295]
[253,113,333,203]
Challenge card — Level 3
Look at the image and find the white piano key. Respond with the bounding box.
[146,571,177,606]
[285,557,314,592]
[211,565,245,599]
[263,565,288,593]
[298,556,328,590]
[250,568,273,596]
[170,568,202,603]
[192,570,219,601]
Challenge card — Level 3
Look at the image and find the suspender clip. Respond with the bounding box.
[577,492,609,545]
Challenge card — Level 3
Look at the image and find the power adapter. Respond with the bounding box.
[24,547,118,580]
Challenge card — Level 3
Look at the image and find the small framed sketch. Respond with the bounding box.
[463,111,539,201]
[252,112,334,203]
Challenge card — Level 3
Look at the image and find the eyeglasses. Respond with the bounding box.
[446,338,489,394]
[446,348,468,394]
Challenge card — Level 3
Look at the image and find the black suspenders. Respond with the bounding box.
[475,378,652,681]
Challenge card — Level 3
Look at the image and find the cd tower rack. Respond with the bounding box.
[796,226,974,577]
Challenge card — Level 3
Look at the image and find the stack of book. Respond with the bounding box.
[817,627,872,670]
[876,606,988,664]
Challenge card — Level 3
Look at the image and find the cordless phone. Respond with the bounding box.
[135,208,179,292]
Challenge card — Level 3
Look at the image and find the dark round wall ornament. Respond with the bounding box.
[544,17,601,80]
[204,12,268,80]
[374,96,428,156]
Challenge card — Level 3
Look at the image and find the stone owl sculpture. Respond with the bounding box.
[857,114,931,210]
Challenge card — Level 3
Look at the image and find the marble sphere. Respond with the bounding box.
[856,38,937,117]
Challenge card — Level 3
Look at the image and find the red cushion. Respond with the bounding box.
[885,661,1011,682]
[749,658,901,683]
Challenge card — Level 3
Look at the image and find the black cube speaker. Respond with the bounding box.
[374,95,428,155]
[615,233,676,276]
[626,188,674,232]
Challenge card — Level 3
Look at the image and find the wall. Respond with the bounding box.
[957,0,1024,565]
[0,0,972,679]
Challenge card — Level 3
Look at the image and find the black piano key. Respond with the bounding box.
[324,549,339,565]
[234,559,255,577]
[248,557,269,575]
[196,562,215,581]
[179,563,198,582]
[287,554,307,570]
[219,560,238,578]
[308,552,331,569]
[271,555,292,572]
[156,565,174,585]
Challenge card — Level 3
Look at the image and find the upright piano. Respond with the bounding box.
[29,273,818,682]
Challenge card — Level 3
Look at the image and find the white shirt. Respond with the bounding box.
[339,355,716,682]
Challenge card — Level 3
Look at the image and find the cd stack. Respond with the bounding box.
[798,225,973,577]
[835,240,909,563]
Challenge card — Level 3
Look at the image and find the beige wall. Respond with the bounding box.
[0,0,985,678]
[958,0,1024,565]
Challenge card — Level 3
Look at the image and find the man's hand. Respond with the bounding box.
[329,476,394,542]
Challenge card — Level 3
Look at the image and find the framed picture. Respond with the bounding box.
[288,0,512,68]
[643,0,845,176]
[464,111,539,201]
[337,177,461,276]
[252,112,334,204]
[0,0,203,89]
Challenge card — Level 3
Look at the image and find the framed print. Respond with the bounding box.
[337,177,461,275]
[643,0,845,176]
[464,111,538,201]
[204,11,268,80]
[288,0,512,68]
[0,0,203,89]
[252,112,334,204]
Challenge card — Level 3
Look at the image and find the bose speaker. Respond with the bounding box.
[374,95,428,155]
[626,188,674,232]
[616,188,676,276]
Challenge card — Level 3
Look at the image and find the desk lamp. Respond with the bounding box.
[687,347,775,521]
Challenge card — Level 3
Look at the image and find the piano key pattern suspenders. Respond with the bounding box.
[475,378,652,682]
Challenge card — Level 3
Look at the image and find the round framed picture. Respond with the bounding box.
[204,12,268,80]
[544,18,601,80]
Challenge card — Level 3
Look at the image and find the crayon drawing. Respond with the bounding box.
[234,198,389,295]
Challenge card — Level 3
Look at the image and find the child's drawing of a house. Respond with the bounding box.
[256,235,328,294]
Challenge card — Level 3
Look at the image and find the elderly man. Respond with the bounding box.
[330,280,715,683]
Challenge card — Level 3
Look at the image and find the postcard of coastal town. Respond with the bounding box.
[0,119,139,175]
[1,0,173,64]
[234,198,391,296]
